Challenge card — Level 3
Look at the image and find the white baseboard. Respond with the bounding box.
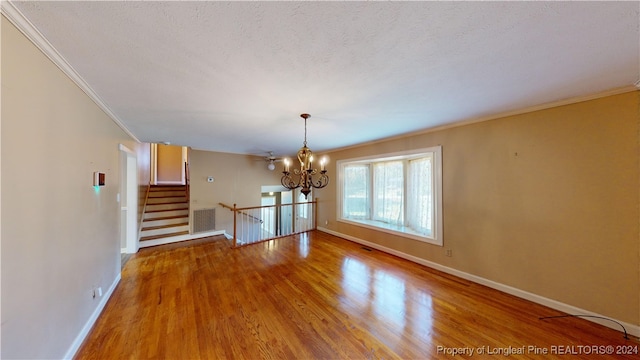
[317,227,639,338]
[63,274,121,359]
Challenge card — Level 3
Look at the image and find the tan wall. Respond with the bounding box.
[156,144,183,183]
[319,91,640,326]
[137,142,151,186]
[137,143,151,229]
[1,17,140,358]
[189,150,284,234]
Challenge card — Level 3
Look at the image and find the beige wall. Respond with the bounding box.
[189,150,284,234]
[319,91,640,326]
[156,144,183,183]
[137,142,151,186]
[1,17,140,358]
[137,143,151,230]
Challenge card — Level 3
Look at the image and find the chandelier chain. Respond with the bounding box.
[302,114,309,146]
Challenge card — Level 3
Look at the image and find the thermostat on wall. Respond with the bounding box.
[94,172,105,186]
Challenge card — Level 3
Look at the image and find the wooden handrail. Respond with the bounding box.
[218,202,234,211]
[233,200,318,212]
[220,201,318,219]
[221,200,318,248]
[219,203,263,223]
[184,161,190,203]
[138,184,152,238]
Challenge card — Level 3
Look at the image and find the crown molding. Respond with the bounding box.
[1,1,140,143]
[328,85,639,154]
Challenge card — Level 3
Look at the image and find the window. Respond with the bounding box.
[338,146,443,246]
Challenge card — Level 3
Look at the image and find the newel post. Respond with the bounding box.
[233,203,237,248]
[314,197,318,230]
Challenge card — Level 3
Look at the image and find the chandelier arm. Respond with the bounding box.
[281,172,300,190]
[310,172,329,189]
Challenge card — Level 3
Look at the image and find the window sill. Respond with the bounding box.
[338,218,442,246]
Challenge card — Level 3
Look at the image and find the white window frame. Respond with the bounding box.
[337,146,443,246]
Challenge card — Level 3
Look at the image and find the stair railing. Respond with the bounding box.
[137,184,152,241]
[184,161,190,203]
[219,199,318,248]
[184,161,191,234]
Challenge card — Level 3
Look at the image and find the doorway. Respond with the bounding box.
[119,144,138,256]
[259,186,302,237]
[150,143,188,185]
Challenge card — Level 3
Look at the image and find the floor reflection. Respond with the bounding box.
[373,270,406,330]
[341,258,371,307]
[298,232,310,258]
[340,256,434,350]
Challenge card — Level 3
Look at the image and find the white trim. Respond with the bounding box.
[327,86,639,154]
[118,143,135,155]
[120,148,139,254]
[63,274,121,360]
[150,143,158,185]
[337,146,443,246]
[182,146,188,185]
[317,227,640,338]
[336,146,439,164]
[156,180,184,185]
[0,1,139,143]
[138,230,225,248]
[338,218,437,243]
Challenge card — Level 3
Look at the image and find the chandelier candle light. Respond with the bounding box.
[281,113,329,199]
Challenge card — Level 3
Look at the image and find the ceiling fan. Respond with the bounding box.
[263,151,282,171]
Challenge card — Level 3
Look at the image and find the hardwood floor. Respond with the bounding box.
[77,231,638,359]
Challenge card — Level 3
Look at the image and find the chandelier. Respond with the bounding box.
[281,113,329,199]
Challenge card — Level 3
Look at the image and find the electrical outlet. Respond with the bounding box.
[445,249,453,257]
[98,287,103,297]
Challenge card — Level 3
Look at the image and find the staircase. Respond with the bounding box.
[140,185,189,243]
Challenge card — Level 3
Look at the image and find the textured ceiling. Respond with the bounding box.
[8,1,640,158]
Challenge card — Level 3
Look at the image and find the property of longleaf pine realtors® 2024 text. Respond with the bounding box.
[436,345,638,356]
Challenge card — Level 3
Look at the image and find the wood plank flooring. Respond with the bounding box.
[76,231,638,359]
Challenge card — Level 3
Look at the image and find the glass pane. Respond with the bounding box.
[343,164,369,219]
[373,161,404,225]
[407,156,432,235]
